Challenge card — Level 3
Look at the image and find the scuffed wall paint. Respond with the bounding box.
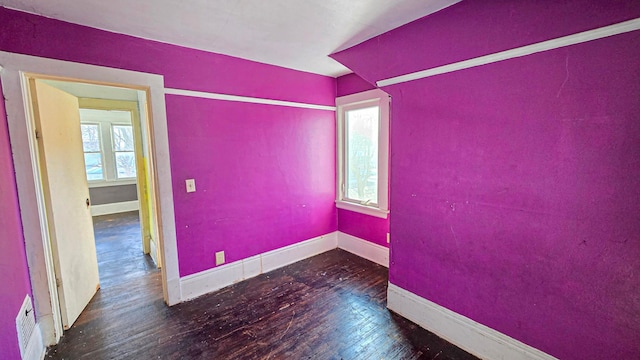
[331,1,640,359]
[166,96,336,276]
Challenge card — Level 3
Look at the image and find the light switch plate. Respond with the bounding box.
[186,179,196,193]
[387,233,390,244]
[215,251,225,266]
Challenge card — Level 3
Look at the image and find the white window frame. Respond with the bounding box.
[80,111,137,187]
[336,89,390,219]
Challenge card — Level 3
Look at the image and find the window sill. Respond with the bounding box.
[88,179,137,188]
[335,200,389,219]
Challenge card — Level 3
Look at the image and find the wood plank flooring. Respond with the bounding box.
[46,211,478,360]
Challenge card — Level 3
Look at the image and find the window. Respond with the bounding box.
[81,123,104,181]
[112,125,136,178]
[336,89,389,218]
[79,109,137,183]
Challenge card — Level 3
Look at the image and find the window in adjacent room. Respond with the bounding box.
[336,89,390,218]
[81,123,104,181]
[80,109,137,183]
[111,124,136,179]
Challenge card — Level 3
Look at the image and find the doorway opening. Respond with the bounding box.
[26,77,162,332]
[0,50,181,347]
[76,96,162,268]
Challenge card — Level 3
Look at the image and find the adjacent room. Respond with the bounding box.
[1,1,638,359]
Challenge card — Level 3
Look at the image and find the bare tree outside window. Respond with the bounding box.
[81,124,103,180]
[346,106,379,204]
[112,125,136,178]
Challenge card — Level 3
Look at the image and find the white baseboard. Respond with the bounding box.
[149,237,160,268]
[260,232,338,272]
[387,284,557,360]
[23,323,45,360]
[337,232,389,267]
[166,278,181,306]
[90,200,139,216]
[36,314,55,347]
[180,232,338,301]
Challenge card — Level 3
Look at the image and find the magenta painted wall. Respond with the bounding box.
[334,0,640,87]
[336,73,375,97]
[0,9,336,283]
[332,1,640,359]
[166,96,336,276]
[0,80,33,359]
[0,7,335,106]
[337,209,388,247]
[335,73,388,247]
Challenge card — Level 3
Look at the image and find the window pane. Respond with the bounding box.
[81,124,101,152]
[115,152,137,178]
[345,106,379,204]
[112,125,135,151]
[84,153,104,181]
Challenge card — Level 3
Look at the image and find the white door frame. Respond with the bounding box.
[0,51,181,345]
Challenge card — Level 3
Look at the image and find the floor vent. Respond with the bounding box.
[15,295,36,357]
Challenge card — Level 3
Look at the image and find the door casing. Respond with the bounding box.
[0,51,181,345]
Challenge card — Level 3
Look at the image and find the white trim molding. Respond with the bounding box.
[90,200,140,216]
[335,201,389,219]
[377,17,640,87]
[180,232,338,301]
[165,88,336,111]
[337,232,389,267]
[0,51,180,344]
[387,284,558,360]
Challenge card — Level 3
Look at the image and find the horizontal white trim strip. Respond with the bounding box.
[165,88,336,111]
[387,283,558,360]
[337,232,389,267]
[90,200,139,216]
[180,232,338,301]
[377,17,640,87]
[335,201,389,219]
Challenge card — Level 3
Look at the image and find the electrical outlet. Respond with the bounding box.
[215,251,225,266]
[387,233,390,244]
[186,179,196,193]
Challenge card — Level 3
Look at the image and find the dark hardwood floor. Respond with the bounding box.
[46,211,478,360]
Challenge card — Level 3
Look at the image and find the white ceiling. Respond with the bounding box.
[2,0,459,77]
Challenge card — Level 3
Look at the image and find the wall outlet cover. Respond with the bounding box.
[186,179,196,193]
[215,251,225,266]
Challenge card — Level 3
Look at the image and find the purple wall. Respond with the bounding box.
[336,73,388,247]
[0,79,33,359]
[0,8,336,280]
[336,73,375,97]
[334,0,640,87]
[332,1,640,359]
[337,209,388,247]
[167,96,335,275]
